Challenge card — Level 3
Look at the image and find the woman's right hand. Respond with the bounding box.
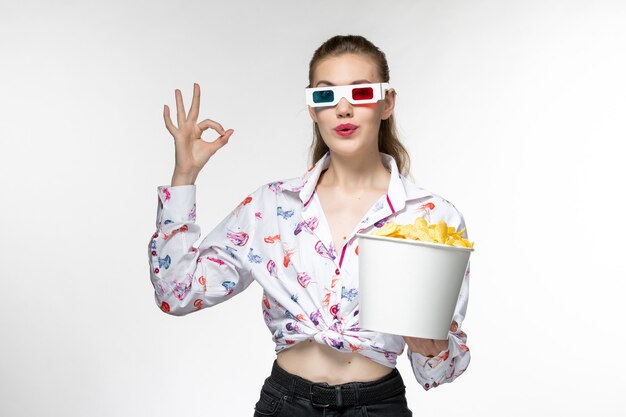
[163,83,234,183]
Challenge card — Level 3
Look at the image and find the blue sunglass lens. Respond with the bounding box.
[312,90,334,103]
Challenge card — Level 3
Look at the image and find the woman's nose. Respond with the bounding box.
[335,97,353,117]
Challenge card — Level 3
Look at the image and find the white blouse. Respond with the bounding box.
[148,151,471,391]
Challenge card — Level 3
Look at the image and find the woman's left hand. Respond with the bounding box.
[402,321,458,357]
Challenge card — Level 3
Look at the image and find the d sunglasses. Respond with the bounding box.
[305,83,392,108]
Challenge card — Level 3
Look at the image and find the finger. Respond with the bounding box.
[217,129,234,144]
[450,321,458,332]
[215,130,234,148]
[188,83,200,123]
[163,105,176,135]
[175,89,186,128]
[222,129,234,141]
[197,118,227,136]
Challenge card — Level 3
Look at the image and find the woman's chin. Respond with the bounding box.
[326,142,377,157]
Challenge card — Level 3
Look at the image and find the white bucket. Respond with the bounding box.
[356,233,473,340]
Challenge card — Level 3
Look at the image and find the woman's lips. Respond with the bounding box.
[334,125,358,137]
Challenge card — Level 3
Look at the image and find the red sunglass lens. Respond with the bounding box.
[352,87,374,101]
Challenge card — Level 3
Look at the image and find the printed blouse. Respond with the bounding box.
[148,151,471,391]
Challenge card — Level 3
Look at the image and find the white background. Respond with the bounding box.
[1,0,625,416]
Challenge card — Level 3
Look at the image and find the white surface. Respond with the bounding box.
[1,0,625,416]
[357,233,471,339]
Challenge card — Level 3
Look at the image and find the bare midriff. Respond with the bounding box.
[276,339,394,384]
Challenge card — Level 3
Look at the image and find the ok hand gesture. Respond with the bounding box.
[163,83,234,185]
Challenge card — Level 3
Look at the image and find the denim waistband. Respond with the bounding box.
[268,359,406,408]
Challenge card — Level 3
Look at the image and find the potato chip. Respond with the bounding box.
[450,239,470,248]
[371,221,399,236]
[430,221,448,243]
[415,227,433,242]
[370,217,474,248]
[398,224,416,239]
[414,217,428,229]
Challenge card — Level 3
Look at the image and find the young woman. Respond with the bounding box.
[149,35,471,416]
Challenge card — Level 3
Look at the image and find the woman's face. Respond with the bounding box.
[308,53,396,158]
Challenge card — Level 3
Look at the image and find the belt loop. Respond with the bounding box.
[289,378,296,402]
[335,386,343,407]
[352,382,360,408]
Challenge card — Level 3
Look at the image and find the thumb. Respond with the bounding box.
[221,129,234,143]
[213,129,233,150]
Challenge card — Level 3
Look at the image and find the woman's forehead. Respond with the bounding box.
[312,53,380,86]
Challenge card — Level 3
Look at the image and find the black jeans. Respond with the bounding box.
[253,360,413,417]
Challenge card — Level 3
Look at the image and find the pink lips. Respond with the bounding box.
[334,124,358,137]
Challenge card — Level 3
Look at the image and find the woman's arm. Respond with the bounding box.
[147,184,260,316]
[149,83,251,315]
[403,320,459,357]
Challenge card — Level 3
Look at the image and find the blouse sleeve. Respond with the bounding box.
[147,184,260,316]
[406,210,472,390]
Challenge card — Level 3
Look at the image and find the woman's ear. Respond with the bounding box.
[381,88,396,120]
[308,106,319,123]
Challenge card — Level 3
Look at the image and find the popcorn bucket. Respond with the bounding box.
[355,233,473,340]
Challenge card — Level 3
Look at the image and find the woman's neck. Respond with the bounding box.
[318,150,391,192]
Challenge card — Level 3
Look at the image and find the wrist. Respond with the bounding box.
[411,339,448,357]
[171,170,198,186]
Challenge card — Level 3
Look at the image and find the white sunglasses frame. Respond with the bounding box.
[305,82,392,108]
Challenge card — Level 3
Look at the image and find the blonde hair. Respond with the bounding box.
[307,34,412,178]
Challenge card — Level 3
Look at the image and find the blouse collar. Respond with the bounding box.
[280,150,431,210]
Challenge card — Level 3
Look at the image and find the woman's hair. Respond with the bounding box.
[307,34,412,178]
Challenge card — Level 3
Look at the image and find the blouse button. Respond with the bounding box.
[335,268,340,275]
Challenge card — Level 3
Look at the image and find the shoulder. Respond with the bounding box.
[252,176,307,195]
[400,175,468,232]
[241,177,304,205]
